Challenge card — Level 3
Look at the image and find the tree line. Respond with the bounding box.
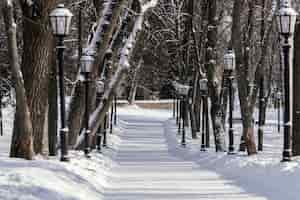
[1,0,300,160]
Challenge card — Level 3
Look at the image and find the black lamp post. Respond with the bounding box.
[110,99,114,134]
[178,97,182,135]
[176,96,180,125]
[173,91,176,118]
[199,78,208,151]
[96,79,104,152]
[80,54,94,157]
[179,85,190,147]
[277,1,297,162]
[224,49,236,154]
[277,91,282,133]
[103,112,108,147]
[258,77,265,151]
[114,95,117,125]
[49,4,73,162]
[173,81,190,146]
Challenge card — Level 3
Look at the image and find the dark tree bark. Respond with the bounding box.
[206,0,226,152]
[231,0,257,155]
[19,0,56,154]
[2,0,34,159]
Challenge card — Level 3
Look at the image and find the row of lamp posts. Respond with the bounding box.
[172,48,235,152]
[173,79,210,149]
[49,4,117,161]
[49,1,297,161]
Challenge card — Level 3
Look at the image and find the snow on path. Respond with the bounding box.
[102,108,267,200]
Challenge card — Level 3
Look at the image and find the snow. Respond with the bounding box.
[0,106,108,200]
[141,0,158,13]
[0,103,299,199]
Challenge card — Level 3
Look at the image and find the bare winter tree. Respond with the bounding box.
[75,0,158,149]
[231,0,276,155]
[2,0,34,159]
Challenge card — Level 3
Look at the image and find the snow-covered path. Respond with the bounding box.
[103,113,267,200]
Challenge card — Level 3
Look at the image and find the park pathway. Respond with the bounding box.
[102,113,267,200]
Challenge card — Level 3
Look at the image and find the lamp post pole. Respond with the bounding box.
[110,100,114,134]
[178,98,182,135]
[83,72,91,157]
[282,35,292,161]
[176,96,180,125]
[181,96,186,147]
[258,76,264,151]
[96,79,104,153]
[114,95,117,125]
[277,92,281,133]
[199,78,209,149]
[81,54,94,157]
[173,92,176,118]
[103,113,108,147]
[201,96,206,151]
[96,93,102,152]
[228,75,235,154]
[205,96,210,148]
[57,37,69,161]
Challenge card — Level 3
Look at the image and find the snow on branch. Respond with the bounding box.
[141,0,158,13]
[75,0,158,149]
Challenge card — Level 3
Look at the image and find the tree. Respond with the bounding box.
[75,0,158,148]
[67,0,128,147]
[2,0,34,159]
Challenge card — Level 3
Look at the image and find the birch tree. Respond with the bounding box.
[75,0,158,148]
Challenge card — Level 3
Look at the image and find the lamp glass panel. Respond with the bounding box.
[65,16,73,35]
[58,16,67,35]
[96,81,104,93]
[280,15,290,34]
[224,57,233,70]
[50,17,57,35]
[290,14,297,34]
[81,56,94,73]
[199,79,208,91]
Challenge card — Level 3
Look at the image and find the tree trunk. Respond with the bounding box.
[2,0,34,159]
[128,59,143,104]
[75,0,158,149]
[189,73,199,139]
[206,0,226,152]
[20,1,56,154]
[67,0,127,147]
[231,0,259,155]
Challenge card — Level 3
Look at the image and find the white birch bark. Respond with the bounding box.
[75,0,158,148]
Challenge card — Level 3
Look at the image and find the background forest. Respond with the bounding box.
[1,0,300,162]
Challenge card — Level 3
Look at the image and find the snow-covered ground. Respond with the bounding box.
[0,103,299,199]
[0,106,109,200]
